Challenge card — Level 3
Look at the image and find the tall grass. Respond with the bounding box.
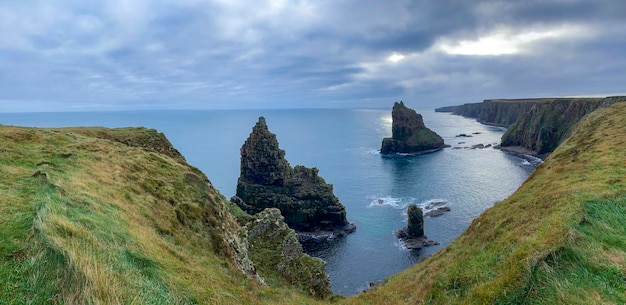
[0,126,323,304]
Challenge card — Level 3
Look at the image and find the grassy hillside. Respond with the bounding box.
[0,126,323,304]
[348,102,626,304]
[1,102,624,304]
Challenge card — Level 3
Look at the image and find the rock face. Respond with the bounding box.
[396,204,439,250]
[381,102,445,155]
[246,208,332,299]
[438,99,538,127]
[406,204,424,237]
[500,97,626,156]
[234,117,355,235]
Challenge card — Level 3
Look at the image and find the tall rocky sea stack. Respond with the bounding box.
[381,101,445,155]
[233,117,356,236]
[396,204,438,250]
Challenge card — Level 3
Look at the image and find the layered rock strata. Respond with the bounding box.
[233,117,355,236]
[381,101,445,155]
[437,96,626,157]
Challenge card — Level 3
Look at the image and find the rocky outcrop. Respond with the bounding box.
[246,208,332,299]
[234,117,355,235]
[381,102,445,155]
[396,204,439,250]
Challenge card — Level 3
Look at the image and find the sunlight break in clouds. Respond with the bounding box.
[439,27,575,56]
[387,53,405,63]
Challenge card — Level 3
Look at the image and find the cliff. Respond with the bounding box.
[234,117,355,235]
[381,101,445,154]
[501,96,626,155]
[438,96,626,156]
[0,125,330,304]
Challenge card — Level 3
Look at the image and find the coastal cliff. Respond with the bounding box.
[381,101,445,154]
[0,125,331,304]
[501,96,626,155]
[437,96,626,156]
[234,117,355,235]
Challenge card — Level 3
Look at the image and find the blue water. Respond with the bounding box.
[0,109,535,296]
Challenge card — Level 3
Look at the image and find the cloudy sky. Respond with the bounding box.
[1,0,625,111]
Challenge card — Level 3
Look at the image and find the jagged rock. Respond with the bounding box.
[381,101,445,155]
[235,117,355,235]
[246,208,333,299]
[396,204,439,249]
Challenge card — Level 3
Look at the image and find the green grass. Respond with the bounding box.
[0,126,323,304]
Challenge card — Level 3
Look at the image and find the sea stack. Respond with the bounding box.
[381,101,445,154]
[233,117,356,237]
[396,204,439,250]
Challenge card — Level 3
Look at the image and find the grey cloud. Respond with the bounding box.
[0,0,625,111]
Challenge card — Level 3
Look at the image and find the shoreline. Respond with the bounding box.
[496,145,546,163]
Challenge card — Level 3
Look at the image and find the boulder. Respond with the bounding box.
[381,102,445,154]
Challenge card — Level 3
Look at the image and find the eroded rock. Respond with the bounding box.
[381,102,445,155]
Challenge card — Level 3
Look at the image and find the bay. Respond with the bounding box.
[0,108,535,296]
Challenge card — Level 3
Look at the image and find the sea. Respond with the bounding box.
[0,108,538,296]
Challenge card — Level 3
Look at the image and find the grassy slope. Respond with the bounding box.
[1,102,624,304]
[0,126,322,305]
[347,102,626,304]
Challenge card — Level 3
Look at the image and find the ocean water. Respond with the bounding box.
[0,108,536,296]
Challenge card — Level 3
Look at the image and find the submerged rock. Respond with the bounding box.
[234,117,355,236]
[381,101,445,155]
[396,204,439,249]
[424,207,451,217]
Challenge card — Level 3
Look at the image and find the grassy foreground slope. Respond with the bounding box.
[0,126,322,304]
[348,103,626,303]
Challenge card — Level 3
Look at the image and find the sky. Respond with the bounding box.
[1,0,625,112]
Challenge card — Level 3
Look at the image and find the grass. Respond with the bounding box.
[0,126,323,304]
[347,102,626,304]
[1,101,624,304]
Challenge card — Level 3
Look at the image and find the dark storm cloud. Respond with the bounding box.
[0,0,625,112]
